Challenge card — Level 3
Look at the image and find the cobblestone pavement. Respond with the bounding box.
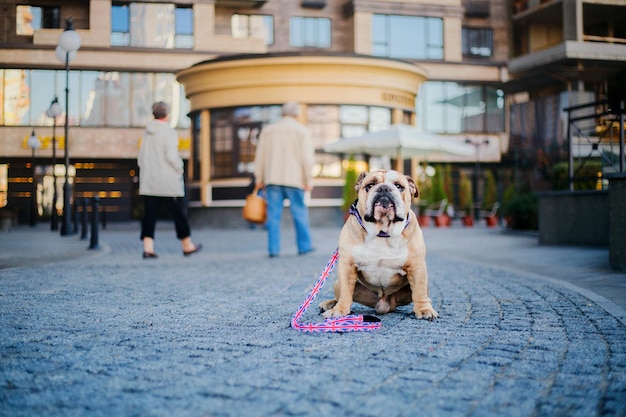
[1,224,625,417]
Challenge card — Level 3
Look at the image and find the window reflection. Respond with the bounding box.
[232,14,274,45]
[111,3,130,46]
[3,70,30,126]
[16,5,60,34]
[463,28,493,58]
[290,17,331,48]
[131,73,154,127]
[111,3,193,49]
[372,15,443,60]
[417,82,504,133]
[0,164,7,208]
[207,104,393,179]
[175,6,194,48]
[1,70,190,128]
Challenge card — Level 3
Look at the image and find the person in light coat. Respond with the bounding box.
[138,101,201,258]
[254,101,315,257]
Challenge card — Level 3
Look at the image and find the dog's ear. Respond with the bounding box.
[405,175,419,198]
[355,171,368,191]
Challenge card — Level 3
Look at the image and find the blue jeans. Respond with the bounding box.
[265,185,313,256]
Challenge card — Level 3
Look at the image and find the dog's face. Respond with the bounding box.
[355,170,418,224]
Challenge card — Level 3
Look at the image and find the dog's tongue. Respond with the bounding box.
[375,200,393,215]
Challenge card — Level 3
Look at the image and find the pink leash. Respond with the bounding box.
[290,248,382,333]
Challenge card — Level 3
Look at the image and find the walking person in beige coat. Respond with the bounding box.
[254,101,315,257]
[138,101,201,258]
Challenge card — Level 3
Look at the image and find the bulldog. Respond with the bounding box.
[319,170,438,321]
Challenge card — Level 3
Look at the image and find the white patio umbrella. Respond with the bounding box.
[323,123,475,172]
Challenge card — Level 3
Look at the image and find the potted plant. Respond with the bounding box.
[430,165,449,227]
[341,157,359,220]
[503,192,538,230]
[416,162,432,227]
[458,171,474,226]
[478,169,497,226]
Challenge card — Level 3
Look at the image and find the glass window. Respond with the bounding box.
[104,72,131,127]
[112,2,183,48]
[131,73,155,127]
[81,71,102,126]
[232,14,274,45]
[175,6,194,48]
[177,87,191,129]
[308,105,341,177]
[462,27,493,58]
[372,15,443,60]
[3,70,30,126]
[1,69,189,128]
[417,82,504,134]
[16,5,60,35]
[67,71,81,127]
[130,3,175,48]
[211,109,235,178]
[111,3,130,46]
[290,17,331,48]
[208,104,393,179]
[190,113,201,181]
[0,164,7,208]
[0,70,3,124]
[308,105,340,150]
[30,70,57,125]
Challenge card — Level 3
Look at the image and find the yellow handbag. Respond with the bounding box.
[242,185,267,224]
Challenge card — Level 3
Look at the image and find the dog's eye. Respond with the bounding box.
[364,184,374,191]
[395,183,405,192]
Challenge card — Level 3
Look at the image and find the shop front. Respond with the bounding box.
[176,52,427,222]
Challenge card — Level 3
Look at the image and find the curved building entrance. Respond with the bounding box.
[176,52,426,211]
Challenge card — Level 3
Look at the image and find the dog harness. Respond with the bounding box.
[290,248,382,333]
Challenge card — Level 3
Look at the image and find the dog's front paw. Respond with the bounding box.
[322,305,351,319]
[318,299,337,313]
[414,304,438,321]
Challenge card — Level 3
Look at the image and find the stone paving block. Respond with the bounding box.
[1,226,625,416]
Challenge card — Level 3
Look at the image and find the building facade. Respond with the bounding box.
[506,0,626,191]
[1,0,623,224]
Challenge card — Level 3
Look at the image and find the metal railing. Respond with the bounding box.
[564,98,625,190]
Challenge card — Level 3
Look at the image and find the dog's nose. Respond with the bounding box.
[377,185,392,194]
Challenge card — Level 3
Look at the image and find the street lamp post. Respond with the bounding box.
[27,131,41,227]
[46,97,62,231]
[465,138,490,221]
[55,18,81,236]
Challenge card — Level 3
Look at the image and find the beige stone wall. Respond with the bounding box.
[0,126,190,159]
[177,55,426,112]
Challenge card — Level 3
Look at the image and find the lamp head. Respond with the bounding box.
[28,131,41,150]
[46,97,63,118]
[58,17,81,53]
[55,45,77,63]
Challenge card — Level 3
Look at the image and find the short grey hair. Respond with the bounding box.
[282,101,300,117]
[152,101,170,119]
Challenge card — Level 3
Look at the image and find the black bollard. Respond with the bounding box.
[72,198,79,234]
[101,207,107,230]
[89,196,100,250]
[80,198,88,240]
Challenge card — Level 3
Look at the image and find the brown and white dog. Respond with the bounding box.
[319,170,438,320]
